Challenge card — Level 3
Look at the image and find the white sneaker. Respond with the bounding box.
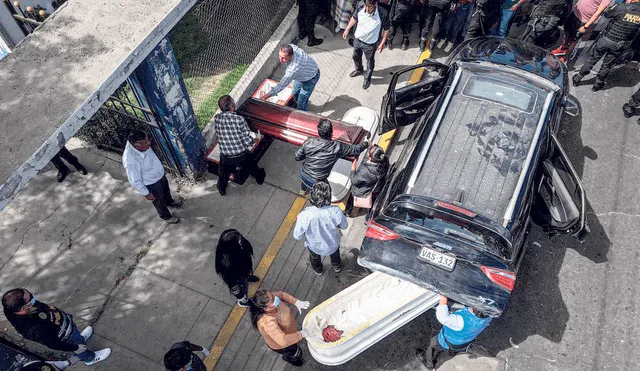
[436,39,446,49]
[444,42,454,53]
[80,326,93,341]
[47,361,71,369]
[84,348,111,366]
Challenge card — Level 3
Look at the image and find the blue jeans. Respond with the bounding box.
[497,8,514,37]
[66,323,95,362]
[299,168,319,192]
[439,3,472,44]
[292,70,320,112]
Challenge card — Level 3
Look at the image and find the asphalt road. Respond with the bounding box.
[297,59,640,371]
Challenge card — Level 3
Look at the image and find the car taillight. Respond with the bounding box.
[435,200,477,218]
[365,221,400,241]
[481,266,516,292]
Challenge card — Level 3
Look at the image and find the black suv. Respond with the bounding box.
[358,37,589,317]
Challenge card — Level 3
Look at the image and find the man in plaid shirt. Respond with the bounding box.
[214,95,266,196]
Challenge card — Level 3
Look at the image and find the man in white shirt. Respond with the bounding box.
[343,0,390,90]
[122,130,182,223]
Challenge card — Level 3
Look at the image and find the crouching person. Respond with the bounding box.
[250,290,310,367]
[294,181,348,275]
[163,341,210,371]
[417,295,493,369]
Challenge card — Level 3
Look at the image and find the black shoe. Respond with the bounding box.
[416,348,434,370]
[387,38,394,50]
[623,103,635,118]
[56,168,69,182]
[218,187,226,196]
[75,164,87,175]
[298,31,307,40]
[248,275,260,283]
[168,198,183,208]
[362,79,371,90]
[592,81,604,92]
[255,169,266,185]
[419,38,427,52]
[572,74,582,87]
[313,267,324,276]
[349,69,364,78]
[401,38,409,51]
[307,37,323,47]
[283,355,304,367]
[333,264,342,273]
[237,298,250,308]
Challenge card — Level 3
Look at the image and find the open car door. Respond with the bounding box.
[379,60,449,134]
[532,133,589,241]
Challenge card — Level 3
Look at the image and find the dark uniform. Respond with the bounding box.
[388,0,415,50]
[521,0,572,48]
[298,0,324,46]
[165,341,207,371]
[50,146,87,182]
[420,0,453,51]
[465,0,500,39]
[622,86,640,123]
[5,302,78,352]
[574,1,640,91]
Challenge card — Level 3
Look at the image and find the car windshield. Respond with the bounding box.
[384,202,512,259]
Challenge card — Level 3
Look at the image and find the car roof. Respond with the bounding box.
[404,62,556,225]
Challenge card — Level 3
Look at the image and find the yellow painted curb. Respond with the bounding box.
[204,196,307,370]
[408,48,432,85]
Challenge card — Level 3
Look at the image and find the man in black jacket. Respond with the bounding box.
[2,288,111,366]
[164,341,210,371]
[521,0,572,48]
[295,119,369,193]
[465,0,501,39]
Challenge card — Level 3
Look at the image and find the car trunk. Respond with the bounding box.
[358,215,513,317]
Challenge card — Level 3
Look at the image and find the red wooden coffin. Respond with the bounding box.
[237,98,369,147]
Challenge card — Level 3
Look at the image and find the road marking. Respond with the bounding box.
[204,196,307,370]
[408,49,432,84]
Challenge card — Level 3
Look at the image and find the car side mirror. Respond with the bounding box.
[562,95,580,117]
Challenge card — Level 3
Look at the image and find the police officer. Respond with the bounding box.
[623,86,640,124]
[298,0,324,47]
[465,0,501,39]
[2,288,111,367]
[387,0,414,50]
[416,295,493,370]
[521,0,572,48]
[573,0,640,91]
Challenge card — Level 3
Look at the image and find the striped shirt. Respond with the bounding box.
[214,111,254,156]
[269,45,319,96]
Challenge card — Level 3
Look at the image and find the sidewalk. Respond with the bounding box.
[0,25,505,371]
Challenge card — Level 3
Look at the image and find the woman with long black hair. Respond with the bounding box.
[215,229,259,307]
[350,144,389,198]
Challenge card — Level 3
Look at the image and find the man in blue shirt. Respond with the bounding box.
[293,181,348,275]
[417,295,493,369]
[259,44,320,112]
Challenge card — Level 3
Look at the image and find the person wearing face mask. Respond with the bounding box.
[123,130,183,224]
[293,181,348,275]
[163,341,210,371]
[2,288,111,367]
[250,289,311,367]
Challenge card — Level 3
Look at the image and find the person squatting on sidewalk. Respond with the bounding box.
[163,340,210,371]
[2,289,111,367]
[572,0,640,91]
[295,119,368,193]
[50,146,87,183]
[294,181,348,275]
[213,95,266,196]
[343,0,390,90]
[417,295,493,370]
[387,0,414,50]
[260,44,320,112]
[215,229,261,307]
[250,290,311,367]
[123,130,183,224]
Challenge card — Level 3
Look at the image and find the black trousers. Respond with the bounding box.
[308,248,342,273]
[421,6,447,41]
[465,8,498,39]
[425,334,446,368]
[629,87,640,108]
[218,151,264,193]
[146,175,174,220]
[298,0,319,38]
[353,38,377,81]
[270,343,303,366]
[50,147,81,173]
[579,37,629,83]
[389,12,413,41]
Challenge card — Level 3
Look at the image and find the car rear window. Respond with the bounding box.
[462,75,537,113]
[384,202,512,259]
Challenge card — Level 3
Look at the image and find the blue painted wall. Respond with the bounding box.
[134,37,206,178]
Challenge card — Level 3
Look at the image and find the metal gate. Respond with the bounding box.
[77,76,184,175]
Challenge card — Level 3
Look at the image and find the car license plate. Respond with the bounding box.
[418,246,456,271]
